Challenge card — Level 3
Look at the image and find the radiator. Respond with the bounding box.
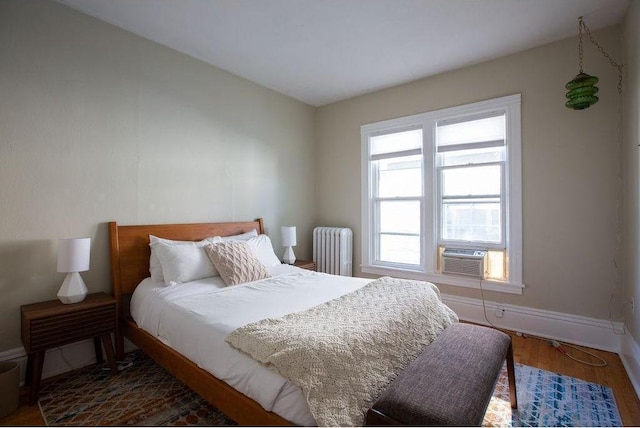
[313,227,353,276]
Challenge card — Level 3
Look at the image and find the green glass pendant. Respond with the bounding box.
[565,72,599,110]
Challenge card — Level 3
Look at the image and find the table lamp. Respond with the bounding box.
[281,226,297,264]
[57,238,91,304]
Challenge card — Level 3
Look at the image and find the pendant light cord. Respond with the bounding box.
[579,16,623,94]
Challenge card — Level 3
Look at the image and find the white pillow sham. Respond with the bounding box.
[154,237,223,285]
[246,234,282,268]
[149,235,218,283]
[221,229,258,241]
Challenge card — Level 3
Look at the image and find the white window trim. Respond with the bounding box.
[361,94,524,295]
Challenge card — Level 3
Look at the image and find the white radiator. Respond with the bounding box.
[313,227,353,276]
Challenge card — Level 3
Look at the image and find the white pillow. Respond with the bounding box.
[246,235,282,268]
[149,235,220,283]
[154,237,223,285]
[221,229,258,241]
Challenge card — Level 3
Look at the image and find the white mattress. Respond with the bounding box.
[130,264,372,425]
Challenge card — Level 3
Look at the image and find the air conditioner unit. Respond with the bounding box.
[441,248,486,279]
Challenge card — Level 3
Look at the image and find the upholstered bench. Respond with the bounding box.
[365,323,517,426]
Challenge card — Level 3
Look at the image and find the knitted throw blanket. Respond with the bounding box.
[226,276,459,426]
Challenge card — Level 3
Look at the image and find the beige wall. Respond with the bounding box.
[0,0,316,351]
[622,2,640,344]
[316,26,623,320]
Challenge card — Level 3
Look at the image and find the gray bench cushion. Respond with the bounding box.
[368,323,512,426]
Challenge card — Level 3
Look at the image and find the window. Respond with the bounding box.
[436,113,507,281]
[361,95,523,294]
[370,128,423,267]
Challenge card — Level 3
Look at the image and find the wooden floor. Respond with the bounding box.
[509,331,640,426]
[2,331,639,426]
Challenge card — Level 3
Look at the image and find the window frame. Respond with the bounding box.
[361,94,523,295]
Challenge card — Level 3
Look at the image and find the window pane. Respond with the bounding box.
[377,155,422,197]
[441,146,504,167]
[379,234,420,265]
[442,202,501,243]
[379,200,420,234]
[437,115,505,147]
[442,165,501,197]
[371,128,422,156]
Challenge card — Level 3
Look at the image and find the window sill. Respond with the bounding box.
[361,265,524,295]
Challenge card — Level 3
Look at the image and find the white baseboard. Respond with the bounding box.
[0,337,138,385]
[441,293,625,353]
[620,331,640,398]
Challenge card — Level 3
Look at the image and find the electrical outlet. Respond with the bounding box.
[631,298,635,313]
[495,306,505,318]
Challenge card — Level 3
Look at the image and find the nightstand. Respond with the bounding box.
[293,259,317,271]
[21,292,118,404]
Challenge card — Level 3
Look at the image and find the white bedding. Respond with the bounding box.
[130,264,372,425]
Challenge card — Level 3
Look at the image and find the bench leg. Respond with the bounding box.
[506,341,518,409]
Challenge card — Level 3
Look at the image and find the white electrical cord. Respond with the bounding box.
[479,279,501,330]
[479,279,608,367]
[548,339,607,367]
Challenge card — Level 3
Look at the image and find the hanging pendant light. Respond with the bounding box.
[565,72,599,110]
[565,16,622,111]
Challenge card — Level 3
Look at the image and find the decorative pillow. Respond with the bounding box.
[221,229,258,241]
[204,241,270,286]
[154,237,222,285]
[246,235,282,268]
[149,235,218,283]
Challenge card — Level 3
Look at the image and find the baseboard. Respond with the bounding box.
[620,331,640,398]
[441,293,625,353]
[0,336,138,385]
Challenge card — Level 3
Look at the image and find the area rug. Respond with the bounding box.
[38,351,235,426]
[485,363,622,427]
[39,351,621,426]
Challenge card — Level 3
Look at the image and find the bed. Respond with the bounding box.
[109,218,458,426]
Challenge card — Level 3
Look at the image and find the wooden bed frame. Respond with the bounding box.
[108,218,291,425]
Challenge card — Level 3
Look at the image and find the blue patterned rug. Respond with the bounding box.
[485,363,622,427]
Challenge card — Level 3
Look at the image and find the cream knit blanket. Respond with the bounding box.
[225,276,459,426]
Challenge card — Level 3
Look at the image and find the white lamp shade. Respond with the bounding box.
[57,238,91,273]
[281,226,297,247]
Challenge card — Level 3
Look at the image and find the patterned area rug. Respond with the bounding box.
[39,351,621,427]
[38,351,235,426]
[486,363,622,427]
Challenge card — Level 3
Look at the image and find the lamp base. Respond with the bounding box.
[57,272,88,304]
[282,246,296,265]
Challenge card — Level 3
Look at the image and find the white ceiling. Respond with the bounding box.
[57,0,629,107]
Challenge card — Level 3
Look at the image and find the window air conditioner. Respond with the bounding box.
[441,248,486,279]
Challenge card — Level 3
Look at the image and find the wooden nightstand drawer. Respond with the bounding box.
[27,306,116,352]
[22,294,116,353]
[293,260,316,271]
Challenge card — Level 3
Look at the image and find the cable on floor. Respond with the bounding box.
[548,339,608,367]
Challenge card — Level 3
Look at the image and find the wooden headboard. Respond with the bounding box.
[108,218,264,317]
